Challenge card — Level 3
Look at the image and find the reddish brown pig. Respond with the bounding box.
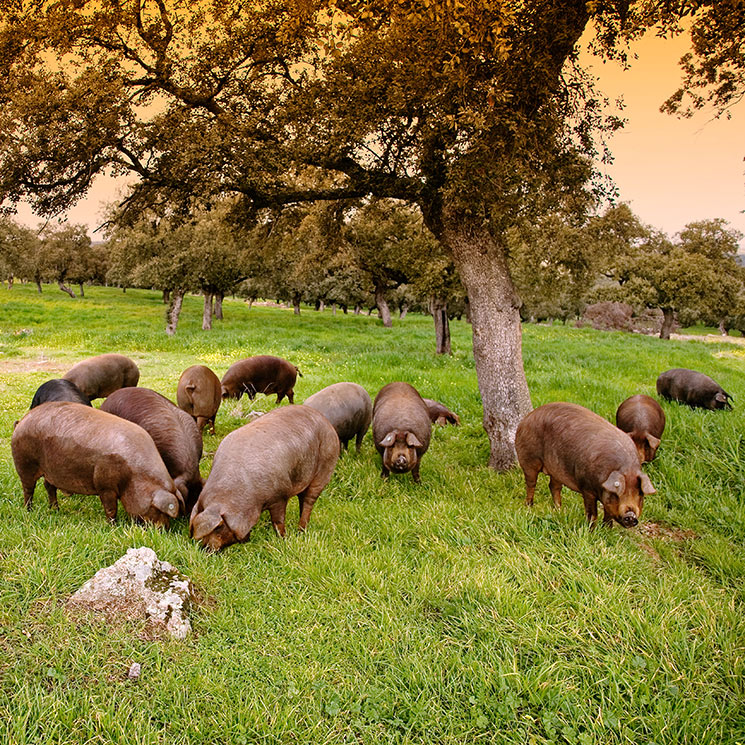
[615,394,665,463]
[220,355,301,404]
[372,382,431,483]
[656,368,733,410]
[189,406,339,551]
[63,353,139,401]
[303,382,372,452]
[515,402,656,528]
[422,398,461,426]
[177,365,222,435]
[11,402,183,525]
[101,387,204,512]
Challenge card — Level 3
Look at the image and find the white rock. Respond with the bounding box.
[67,547,194,639]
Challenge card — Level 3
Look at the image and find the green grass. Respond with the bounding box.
[1,283,744,744]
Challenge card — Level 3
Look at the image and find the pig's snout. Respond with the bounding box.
[620,511,638,528]
[392,454,409,472]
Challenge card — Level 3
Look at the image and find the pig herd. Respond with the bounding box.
[10,352,733,549]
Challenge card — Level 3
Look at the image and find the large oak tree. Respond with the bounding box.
[0,0,732,468]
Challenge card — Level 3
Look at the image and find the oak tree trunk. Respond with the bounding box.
[78,282,84,297]
[375,285,392,328]
[163,288,170,304]
[718,318,728,336]
[659,307,675,340]
[293,293,301,315]
[58,281,76,298]
[36,277,42,293]
[441,214,532,470]
[202,290,214,330]
[7,275,13,289]
[319,300,325,312]
[354,304,361,315]
[430,296,451,355]
[214,291,224,320]
[166,289,185,335]
[399,302,408,319]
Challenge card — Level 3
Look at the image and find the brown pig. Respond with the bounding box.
[656,368,733,410]
[303,382,372,452]
[422,398,461,426]
[11,402,183,525]
[101,387,204,512]
[63,353,140,401]
[177,364,222,435]
[220,355,301,404]
[515,402,656,528]
[372,382,431,483]
[189,405,339,551]
[615,394,665,463]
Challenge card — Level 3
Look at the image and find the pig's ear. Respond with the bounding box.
[646,434,661,452]
[190,509,224,541]
[222,511,253,542]
[221,385,229,399]
[379,431,397,447]
[153,489,180,518]
[639,473,656,495]
[406,432,423,448]
[602,471,625,495]
[173,477,189,505]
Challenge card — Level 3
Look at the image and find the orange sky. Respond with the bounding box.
[14,27,745,249]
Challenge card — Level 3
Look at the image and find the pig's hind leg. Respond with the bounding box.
[521,460,541,506]
[43,479,59,509]
[548,476,563,508]
[297,479,328,532]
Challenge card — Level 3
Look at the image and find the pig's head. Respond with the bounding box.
[711,391,733,410]
[220,384,233,400]
[600,470,656,528]
[379,430,422,474]
[136,488,184,527]
[189,502,255,551]
[629,432,661,464]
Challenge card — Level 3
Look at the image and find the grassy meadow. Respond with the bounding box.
[0,283,744,745]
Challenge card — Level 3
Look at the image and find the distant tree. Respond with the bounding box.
[37,223,91,298]
[0,217,38,289]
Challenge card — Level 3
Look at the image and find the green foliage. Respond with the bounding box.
[1,284,745,743]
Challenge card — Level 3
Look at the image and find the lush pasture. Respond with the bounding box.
[0,283,743,745]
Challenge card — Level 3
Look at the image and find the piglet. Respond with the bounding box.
[303,382,372,452]
[101,387,204,513]
[63,353,139,401]
[372,382,431,483]
[615,394,665,463]
[515,402,655,527]
[190,405,339,551]
[12,402,183,525]
[657,368,732,410]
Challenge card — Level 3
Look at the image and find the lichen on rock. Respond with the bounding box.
[67,547,195,639]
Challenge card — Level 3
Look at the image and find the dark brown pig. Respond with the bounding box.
[177,365,222,435]
[303,382,372,452]
[656,368,733,410]
[63,353,140,401]
[11,402,183,525]
[422,398,461,426]
[30,379,91,409]
[189,405,339,551]
[101,387,204,512]
[372,382,431,483]
[220,355,301,404]
[515,402,656,527]
[615,394,665,463]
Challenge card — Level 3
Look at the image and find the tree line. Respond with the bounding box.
[3,199,742,343]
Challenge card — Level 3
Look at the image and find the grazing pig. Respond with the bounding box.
[303,382,372,452]
[63,353,140,401]
[220,355,301,404]
[422,398,461,426]
[515,402,656,528]
[372,382,432,483]
[101,387,204,512]
[177,365,222,435]
[615,394,665,463]
[11,402,183,525]
[656,368,733,410]
[30,379,91,409]
[189,406,339,551]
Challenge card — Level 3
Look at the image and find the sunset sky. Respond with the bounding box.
[13,27,745,250]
